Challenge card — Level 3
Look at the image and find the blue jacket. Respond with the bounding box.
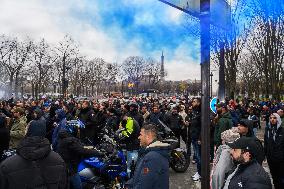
[52,109,67,151]
[127,141,170,189]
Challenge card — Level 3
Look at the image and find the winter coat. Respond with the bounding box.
[0,116,10,156]
[78,107,96,139]
[26,109,46,137]
[164,112,183,130]
[146,112,163,126]
[52,109,67,151]
[0,136,67,189]
[211,145,234,189]
[264,114,284,163]
[9,116,27,149]
[126,141,170,189]
[214,112,233,147]
[57,129,103,176]
[190,107,201,140]
[223,160,272,189]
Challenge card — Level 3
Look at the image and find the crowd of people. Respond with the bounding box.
[0,95,283,189]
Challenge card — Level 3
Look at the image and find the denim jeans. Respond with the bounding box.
[126,150,138,177]
[70,173,82,189]
[192,139,201,174]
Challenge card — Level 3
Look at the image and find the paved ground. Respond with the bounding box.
[169,121,274,189]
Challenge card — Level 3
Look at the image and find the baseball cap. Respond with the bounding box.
[227,137,258,155]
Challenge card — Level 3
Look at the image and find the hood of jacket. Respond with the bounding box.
[16,136,51,161]
[55,109,66,121]
[221,111,232,119]
[269,113,282,130]
[143,141,170,159]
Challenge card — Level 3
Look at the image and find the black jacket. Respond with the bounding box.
[0,125,9,156]
[264,123,284,163]
[190,107,201,140]
[146,112,163,126]
[0,136,67,189]
[164,113,183,130]
[57,130,103,175]
[224,160,272,189]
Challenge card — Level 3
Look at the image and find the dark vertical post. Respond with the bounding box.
[210,72,213,98]
[62,61,66,98]
[218,42,225,102]
[200,0,210,189]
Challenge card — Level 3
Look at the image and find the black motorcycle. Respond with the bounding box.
[158,119,190,173]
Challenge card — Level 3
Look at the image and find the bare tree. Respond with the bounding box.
[54,35,79,96]
[245,0,284,99]
[122,56,146,94]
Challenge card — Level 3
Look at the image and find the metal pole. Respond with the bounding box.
[200,0,210,189]
[218,42,225,102]
[210,72,213,98]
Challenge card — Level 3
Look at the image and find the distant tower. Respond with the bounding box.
[160,51,165,81]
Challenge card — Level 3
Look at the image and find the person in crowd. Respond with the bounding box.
[52,109,67,151]
[127,102,144,128]
[223,137,272,189]
[9,107,27,149]
[164,106,184,146]
[247,107,260,136]
[26,108,46,137]
[0,115,10,157]
[141,105,150,122]
[214,102,233,148]
[78,100,95,141]
[184,106,194,160]
[237,119,265,164]
[63,102,75,121]
[276,108,284,127]
[126,124,170,189]
[105,107,120,133]
[210,128,240,189]
[190,98,202,181]
[0,135,68,189]
[57,122,104,189]
[262,105,271,128]
[146,105,163,126]
[264,113,284,189]
[118,114,141,177]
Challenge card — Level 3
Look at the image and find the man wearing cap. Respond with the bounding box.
[223,137,272,189]
[264,113,284,189]
[238,119,265,164]
[9,107,27,149]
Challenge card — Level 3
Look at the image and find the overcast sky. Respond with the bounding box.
[0,0,206,81]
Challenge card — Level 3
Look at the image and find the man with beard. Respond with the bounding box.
[264,113,284,189]
[237,119,265,164]
[223,137,272,189]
